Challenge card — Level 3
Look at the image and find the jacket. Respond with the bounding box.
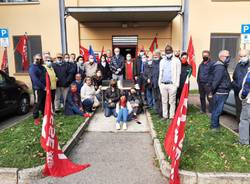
[76,62,85,78]
[125,60,137,80]
[66,62,77,84]
[98,62,111,80]
[84,62,98,77]
[179,63,192,90]
[135,56,142,76]
[29,63,46,90]
[104,87,121,103]
[110,55,125,75]
[239,69,250,103]
[232,61,250,95]
[43,65,57,90]
[152,59,161,88]
[158,57,181,87]
[211,60,232,94]
[64,90,82,115]
[80,83,100,101]
[143,62,153,88]
[52,62,71,87]
[197,60,215,85]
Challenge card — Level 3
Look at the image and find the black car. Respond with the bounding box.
[0,71,30,117]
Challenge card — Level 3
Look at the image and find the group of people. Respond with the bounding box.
[28,44,250,143]
[197,49,250,145]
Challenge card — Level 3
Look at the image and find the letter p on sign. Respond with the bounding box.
[241,24,250,34]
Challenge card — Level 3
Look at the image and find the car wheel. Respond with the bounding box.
[17,95,30,115]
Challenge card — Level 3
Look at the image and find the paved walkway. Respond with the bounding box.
[34,109,166,184]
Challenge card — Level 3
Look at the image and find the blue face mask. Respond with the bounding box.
[45,61,52,67]
[56,60,62,64]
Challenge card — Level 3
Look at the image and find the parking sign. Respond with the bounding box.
[241,24,250,44]
[0,28,9,47]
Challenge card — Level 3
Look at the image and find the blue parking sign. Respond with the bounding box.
[0,28,9,47]
[241,24,250,34]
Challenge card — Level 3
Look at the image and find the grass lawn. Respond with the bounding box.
[0,112,85,169]
[150,105,250,173]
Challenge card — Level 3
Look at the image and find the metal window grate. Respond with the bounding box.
[112,36,138,46]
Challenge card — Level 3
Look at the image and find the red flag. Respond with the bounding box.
[40,73,90,177]
[187,36,196,77]
[149,37,158,53]
[1,47,8,71]
[79,45,89,62]
[16,35,29,71]
[164,76,189,184]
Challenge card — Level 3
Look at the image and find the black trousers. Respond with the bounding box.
[234,92,242,122]
[33,89,46,119]
[153,87,162,116]
[198,82,213,113]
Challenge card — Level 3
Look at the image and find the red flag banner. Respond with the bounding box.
[164,76,189,184]
[1,47,8,71]
[79,45,89,62]
[149,37,158,53]
[187,36,196,77]
[16,35,29,71]
[40,73,90,177]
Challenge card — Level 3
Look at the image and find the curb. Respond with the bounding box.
[0,115,93,184]
[145,110,250,184]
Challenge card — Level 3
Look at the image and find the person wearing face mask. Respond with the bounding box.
[104,80,121,117]
[232,49,250,122]
[197,50,215,113]
[64,83,92,118]
[84,55,98,77]
[125,53,136,81]
[64,53,77,84]
[72,73,83,94]
[110,48,125,81]
[210,50,232,131]
[158,45,181,120]
[135,49,145,89]
[52,53,71,112]
[177,52,192,103]
[143,55,154,108]
[106,49,112,64]
[43,56,57,112]
[76,55,86,79]
[29,54,46,125]
[98,54,111,80]
[152,49,162,116]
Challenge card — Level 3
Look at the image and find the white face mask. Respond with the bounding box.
[45,61,52,67]
[166,53,173,59]
[101,58,106,62]
[64,58,69,62]
[147,60,153,65]
[240,56,249,63]
[115,52,120,56]
[79,60,83,64]
[139,52,144,56]
[89,59,94,63]
[126,56,131,61]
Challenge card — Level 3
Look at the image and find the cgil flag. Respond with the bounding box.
[149,37,158,53]
[40,73,90,177]
[16,35,29,71]
[1,47,8,71]
[164,75,190,184]
[187,36,196,77]
[79,45,89,62]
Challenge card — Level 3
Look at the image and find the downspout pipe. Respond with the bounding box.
[182,0,189,51]
[59,0,68,54]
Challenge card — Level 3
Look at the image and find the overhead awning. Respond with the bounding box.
[66,6,182,22]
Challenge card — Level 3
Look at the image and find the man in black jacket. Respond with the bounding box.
[110,48,125,81]
[64,53,76,84]
[210,50,231,130]
[52,53,72,112]
[197,50,215,113]
[29,54,46,125]
[232,49,250,122]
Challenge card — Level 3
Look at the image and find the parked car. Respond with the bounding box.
[223,89,236,116]
[0,70,30,117]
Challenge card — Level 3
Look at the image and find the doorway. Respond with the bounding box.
[112,36,138,59]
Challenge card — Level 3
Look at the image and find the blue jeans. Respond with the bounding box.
[117,108,128,124]
[72,106,84,116]
[82,98,94,112]
[146,88,154,107]
[104,102,117,117]
[211,94,228,128]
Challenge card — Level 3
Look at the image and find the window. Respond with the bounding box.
[13,35,42,73]
[210,34,240,73]
[0,0,38,2]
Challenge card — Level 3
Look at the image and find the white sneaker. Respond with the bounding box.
[123,123,127,130]
[116,123,120,130]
